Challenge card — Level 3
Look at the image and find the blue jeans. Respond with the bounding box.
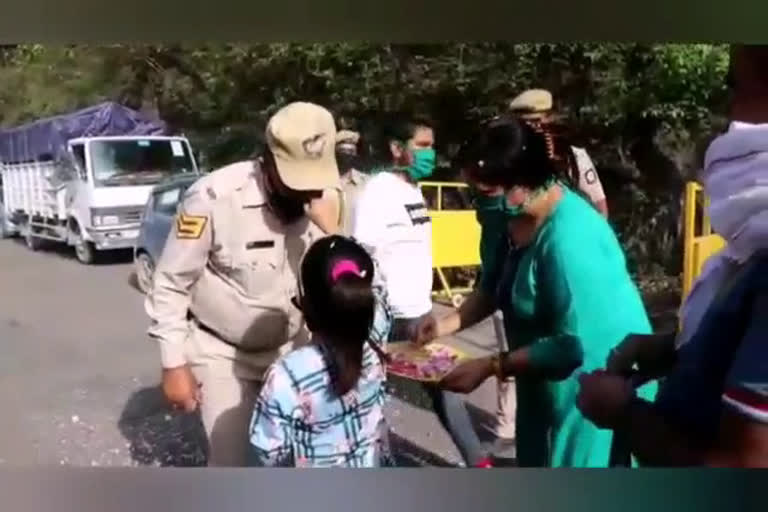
[389,316,487,466]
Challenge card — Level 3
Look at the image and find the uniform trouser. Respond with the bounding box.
[389,317,487,466]
[492,311,516,440]
[185,324,266,467]
[190,365,261,467]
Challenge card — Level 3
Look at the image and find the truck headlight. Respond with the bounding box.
[91,214,120,227]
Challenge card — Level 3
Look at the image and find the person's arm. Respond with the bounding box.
[350,180,382,253]
[248,363,300,467]
[627,290,768,467]
[619,397,699,466]
[499,242,583,381]
[607,331,678,378]
[351,182,390,302]
[370,276,394,350]
[306,187,343,236]
[414,218,504,347]
[145,183,213,369]
[437,288,497,336]
[713,288,768,466]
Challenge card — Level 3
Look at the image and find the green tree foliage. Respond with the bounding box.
[0,43,730,274]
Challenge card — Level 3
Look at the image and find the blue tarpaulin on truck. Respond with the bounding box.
[0,102,167,164]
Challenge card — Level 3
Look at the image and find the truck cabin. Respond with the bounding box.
[68,136,198,188]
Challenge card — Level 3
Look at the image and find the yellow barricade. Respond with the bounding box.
[681,182,726,303]
[420,181,726,309]
[418,181,482,306]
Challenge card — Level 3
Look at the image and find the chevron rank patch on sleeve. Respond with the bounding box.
[175,213,208,240]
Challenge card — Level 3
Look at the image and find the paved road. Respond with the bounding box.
[0,239,510,467]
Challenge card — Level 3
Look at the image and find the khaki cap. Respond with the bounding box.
[266,102,340,192]
[336,129,360,155]
[509,89,553,117]
[336,130,360,145]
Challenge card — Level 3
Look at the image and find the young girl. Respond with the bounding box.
[248,235,392,467]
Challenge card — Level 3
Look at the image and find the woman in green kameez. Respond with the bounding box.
[413,117,657,467]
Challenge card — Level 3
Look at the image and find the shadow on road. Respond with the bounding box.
[116,384,478,468]
[127,271,142,294]
[118,386,208,467]
[117,380,507,468]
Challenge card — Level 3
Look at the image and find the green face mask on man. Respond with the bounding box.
[407,148,437,181]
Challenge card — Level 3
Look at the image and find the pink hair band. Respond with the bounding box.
[331,259,361,282]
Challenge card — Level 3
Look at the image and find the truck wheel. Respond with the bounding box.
[134,252,155,294]
[73,234,96,265]
[25,229,42,251]
[1,217,18,239]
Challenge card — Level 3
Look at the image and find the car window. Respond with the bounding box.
[153,187,182,216]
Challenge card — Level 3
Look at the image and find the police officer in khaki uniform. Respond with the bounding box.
[509,89,609,218]
[145,102,342,467]
[335,129,369,235]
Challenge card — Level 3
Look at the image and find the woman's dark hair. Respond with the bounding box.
[455,116,578,191]
[389,115,434,145]
[299,235,376,397]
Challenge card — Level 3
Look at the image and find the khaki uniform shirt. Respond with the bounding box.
[340,168,368,236]
[571,146,606,205]
[145,160,325,380]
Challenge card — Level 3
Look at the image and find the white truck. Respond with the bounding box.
[0,103,199,264]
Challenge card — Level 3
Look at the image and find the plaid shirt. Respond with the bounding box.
[249,285,393,468]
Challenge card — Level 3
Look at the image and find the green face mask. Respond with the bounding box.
[407,148,436,181]
[471,191,526,218]
[472,178,557,219]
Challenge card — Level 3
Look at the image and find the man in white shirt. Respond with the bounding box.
[352,116,492,467]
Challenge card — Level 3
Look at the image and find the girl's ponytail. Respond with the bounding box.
[300,237,377,398]
[325,261,375,396]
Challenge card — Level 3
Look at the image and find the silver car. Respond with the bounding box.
[133,174,201,294]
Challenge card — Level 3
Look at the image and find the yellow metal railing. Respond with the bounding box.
[419,181,482,306]
[682,182,726,302]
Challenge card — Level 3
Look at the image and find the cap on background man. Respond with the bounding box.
[509,88,609,218]
[336,129,361,154]
[508,89,554,119]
